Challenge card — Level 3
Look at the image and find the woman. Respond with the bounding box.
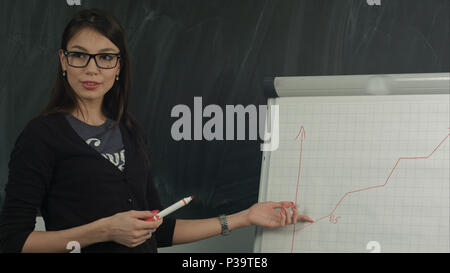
[0,8,313,253]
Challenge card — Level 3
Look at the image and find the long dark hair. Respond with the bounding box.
[39,8,150,171]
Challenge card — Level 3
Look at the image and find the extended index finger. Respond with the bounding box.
[298,215,314,223]
[292,206,314,223]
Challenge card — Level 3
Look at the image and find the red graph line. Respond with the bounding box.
[291,126,305,252]
[290,127,450,253]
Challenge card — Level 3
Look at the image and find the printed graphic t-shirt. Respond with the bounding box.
[64,114,126,172]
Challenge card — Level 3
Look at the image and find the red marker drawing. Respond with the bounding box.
[145,196,194,221]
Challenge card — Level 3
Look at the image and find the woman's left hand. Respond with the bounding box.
[247,201,314,228]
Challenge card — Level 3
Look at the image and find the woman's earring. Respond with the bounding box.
[62,70,66,77]
[116,75,119,81]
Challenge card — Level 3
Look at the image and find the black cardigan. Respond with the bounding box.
[0,112,176,253]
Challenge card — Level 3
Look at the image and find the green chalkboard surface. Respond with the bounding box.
[1,0,448,219]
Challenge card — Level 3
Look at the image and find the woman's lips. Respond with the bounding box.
[81,81,101,90]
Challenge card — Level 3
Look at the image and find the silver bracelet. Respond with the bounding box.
[218,214,231,236]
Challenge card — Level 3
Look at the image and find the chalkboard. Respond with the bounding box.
[1,0,448,219]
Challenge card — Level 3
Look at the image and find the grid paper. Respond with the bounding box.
[259,95,449,253]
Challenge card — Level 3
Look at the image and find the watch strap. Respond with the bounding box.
[219,214,231,236]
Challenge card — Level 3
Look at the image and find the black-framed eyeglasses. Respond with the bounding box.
[63,49,121,69]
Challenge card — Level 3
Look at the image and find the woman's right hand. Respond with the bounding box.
[104,210,163,248]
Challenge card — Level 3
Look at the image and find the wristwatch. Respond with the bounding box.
[218,214,231,236]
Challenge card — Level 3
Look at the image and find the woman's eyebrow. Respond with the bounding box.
[69,45,118,53]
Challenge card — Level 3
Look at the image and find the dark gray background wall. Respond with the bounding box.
[1,0,448,222]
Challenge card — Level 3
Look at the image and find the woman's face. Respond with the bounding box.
[59,27,121,105]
